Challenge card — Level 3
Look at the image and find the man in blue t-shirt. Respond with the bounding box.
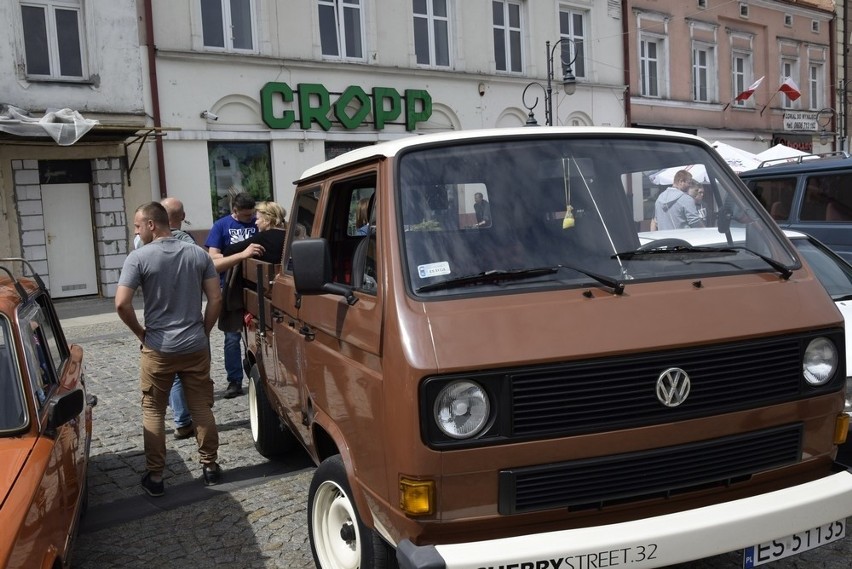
[205,192,257,398]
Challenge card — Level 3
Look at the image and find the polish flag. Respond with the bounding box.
[735,76,764,101]
[779,77,801,101]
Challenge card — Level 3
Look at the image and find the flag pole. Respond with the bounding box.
[760,91,779,116]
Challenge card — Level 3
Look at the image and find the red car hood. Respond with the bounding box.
[0,439,35,508]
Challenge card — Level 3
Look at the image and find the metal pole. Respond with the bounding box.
[545,40,553,126]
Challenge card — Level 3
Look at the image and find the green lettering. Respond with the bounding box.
[298,83,332,130]
[260,82,295,129]
[372,87,402,129]
[334,85,372,129]
[405,89,432,131]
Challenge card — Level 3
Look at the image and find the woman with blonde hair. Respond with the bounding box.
[213,201,288,272]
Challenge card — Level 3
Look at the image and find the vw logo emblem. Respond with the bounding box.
[656,368,691,407]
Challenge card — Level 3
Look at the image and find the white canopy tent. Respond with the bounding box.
[649,142,761,186]
[755,144,811,163]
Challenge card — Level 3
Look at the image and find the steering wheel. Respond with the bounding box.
[637,238,692,251]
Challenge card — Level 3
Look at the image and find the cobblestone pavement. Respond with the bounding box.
[57,297,852,569]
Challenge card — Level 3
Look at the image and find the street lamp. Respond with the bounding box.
[521,38,578,126]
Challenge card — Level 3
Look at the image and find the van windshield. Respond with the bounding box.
[397,135,798,298]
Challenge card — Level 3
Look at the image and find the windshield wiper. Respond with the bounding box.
[613,245,737,260]
[416,267,557,293]
[613,246,793,280]
[416,265,624,295]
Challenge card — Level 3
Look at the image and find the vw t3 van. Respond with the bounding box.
[242,128,852,569]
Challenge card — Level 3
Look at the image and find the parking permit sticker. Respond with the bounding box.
[418,262,450,279]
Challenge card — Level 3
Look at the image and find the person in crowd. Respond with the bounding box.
[687,180,707,223]
[654,170,704,230]
[355,197,371,236]
[116,202,222,496]
[205,192,257,399]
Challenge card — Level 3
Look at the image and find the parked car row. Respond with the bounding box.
[0,258,95,569]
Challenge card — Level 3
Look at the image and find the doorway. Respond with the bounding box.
[41,183,98,298]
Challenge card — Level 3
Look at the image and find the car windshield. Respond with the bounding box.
[0,316,27,434]
[397,135,797,298]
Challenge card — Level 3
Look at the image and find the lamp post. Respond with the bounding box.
[521,38,578,126]
[838,79,852,152]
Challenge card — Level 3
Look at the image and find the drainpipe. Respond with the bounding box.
[144,0,168,198]
[621,0,631,128]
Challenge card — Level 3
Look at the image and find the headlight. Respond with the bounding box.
[802,337,838,386]
[433,381,490,439]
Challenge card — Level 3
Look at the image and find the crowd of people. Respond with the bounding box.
[651,169,706,230]
[115,192,287,497]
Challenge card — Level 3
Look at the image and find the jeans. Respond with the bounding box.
[224,331,244,386]
[169,376,191,428]
[139,347,219,474]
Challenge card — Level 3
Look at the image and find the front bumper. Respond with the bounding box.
[397,469,852,569]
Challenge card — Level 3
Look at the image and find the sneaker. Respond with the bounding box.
[202,463,222,486]
[141,472,164,497]
[224,383,243,399]
[173,422,196,440]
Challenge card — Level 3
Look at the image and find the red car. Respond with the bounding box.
[0,258,95,569]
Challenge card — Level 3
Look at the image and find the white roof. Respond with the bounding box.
[297,126,708,182]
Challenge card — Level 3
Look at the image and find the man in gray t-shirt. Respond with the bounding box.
[654,169,705,231]
[116,202,223,496]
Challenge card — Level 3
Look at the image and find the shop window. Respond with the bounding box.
[207,142,272,220]
[201,0,255,52]
[20,0,86,80]
[319,0,364,60]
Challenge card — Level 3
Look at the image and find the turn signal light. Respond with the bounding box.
[834,414,849,445]
[399,477,435,516]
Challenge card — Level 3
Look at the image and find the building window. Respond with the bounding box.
[492,0,522,73]
[558,8,586,78]
[781,59,798,109]
[809,63,823,110]
[207,142,272,220]
[732,52,752,107]
[692,43,715,102]
[811,20,819,33]
[784,14,793,27]
[640,36,663,98]
[20,0,85,79]
[319,0,364,60]
[200,0,255,52]
[413,0,451,67]
[739,2,749,18]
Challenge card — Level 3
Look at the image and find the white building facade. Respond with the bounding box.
[150,0,628,231]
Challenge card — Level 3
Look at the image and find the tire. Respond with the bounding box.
[308,455,397,569]
[248,364,296,457]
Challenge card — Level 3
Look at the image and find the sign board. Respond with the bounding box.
[783,112,819,132]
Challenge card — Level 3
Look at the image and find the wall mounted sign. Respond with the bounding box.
[261,82,432,131]
[782,111,818,132]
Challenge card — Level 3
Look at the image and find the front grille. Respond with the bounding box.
[510,335,807,438]
[499,424,802,514]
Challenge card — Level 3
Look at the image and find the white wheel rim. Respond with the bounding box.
[312,480,361,569]
[248,378,260,442]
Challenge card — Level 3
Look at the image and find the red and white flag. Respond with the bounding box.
[779,77,801,101]
[735,76,764,101]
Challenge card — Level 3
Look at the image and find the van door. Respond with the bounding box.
[796,172,852,261]
[288,169,386,483]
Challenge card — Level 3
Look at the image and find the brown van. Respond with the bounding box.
[241,128,852,569]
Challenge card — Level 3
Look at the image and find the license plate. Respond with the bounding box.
[743,519,846,568]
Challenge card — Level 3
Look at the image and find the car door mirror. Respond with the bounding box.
[46,388,85,435]
[291,238,358,305]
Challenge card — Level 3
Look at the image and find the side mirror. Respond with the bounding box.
[46,388,85,435]
[291,238,358,305]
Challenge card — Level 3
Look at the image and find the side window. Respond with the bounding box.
[19,309,60,410]
[0,317,27,432]
[801,173,852,222]
[324,174,377,291]
[747,177,797,222]
[283,187,322,274]
[20,0,86,80]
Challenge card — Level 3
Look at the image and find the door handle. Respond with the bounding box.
[299,325,315,341]
[271,308,285,323]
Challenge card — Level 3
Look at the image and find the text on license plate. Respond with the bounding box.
[743,519,845,568]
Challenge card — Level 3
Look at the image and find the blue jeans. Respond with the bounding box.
[169,376,191,428]
[224,331,244,386]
